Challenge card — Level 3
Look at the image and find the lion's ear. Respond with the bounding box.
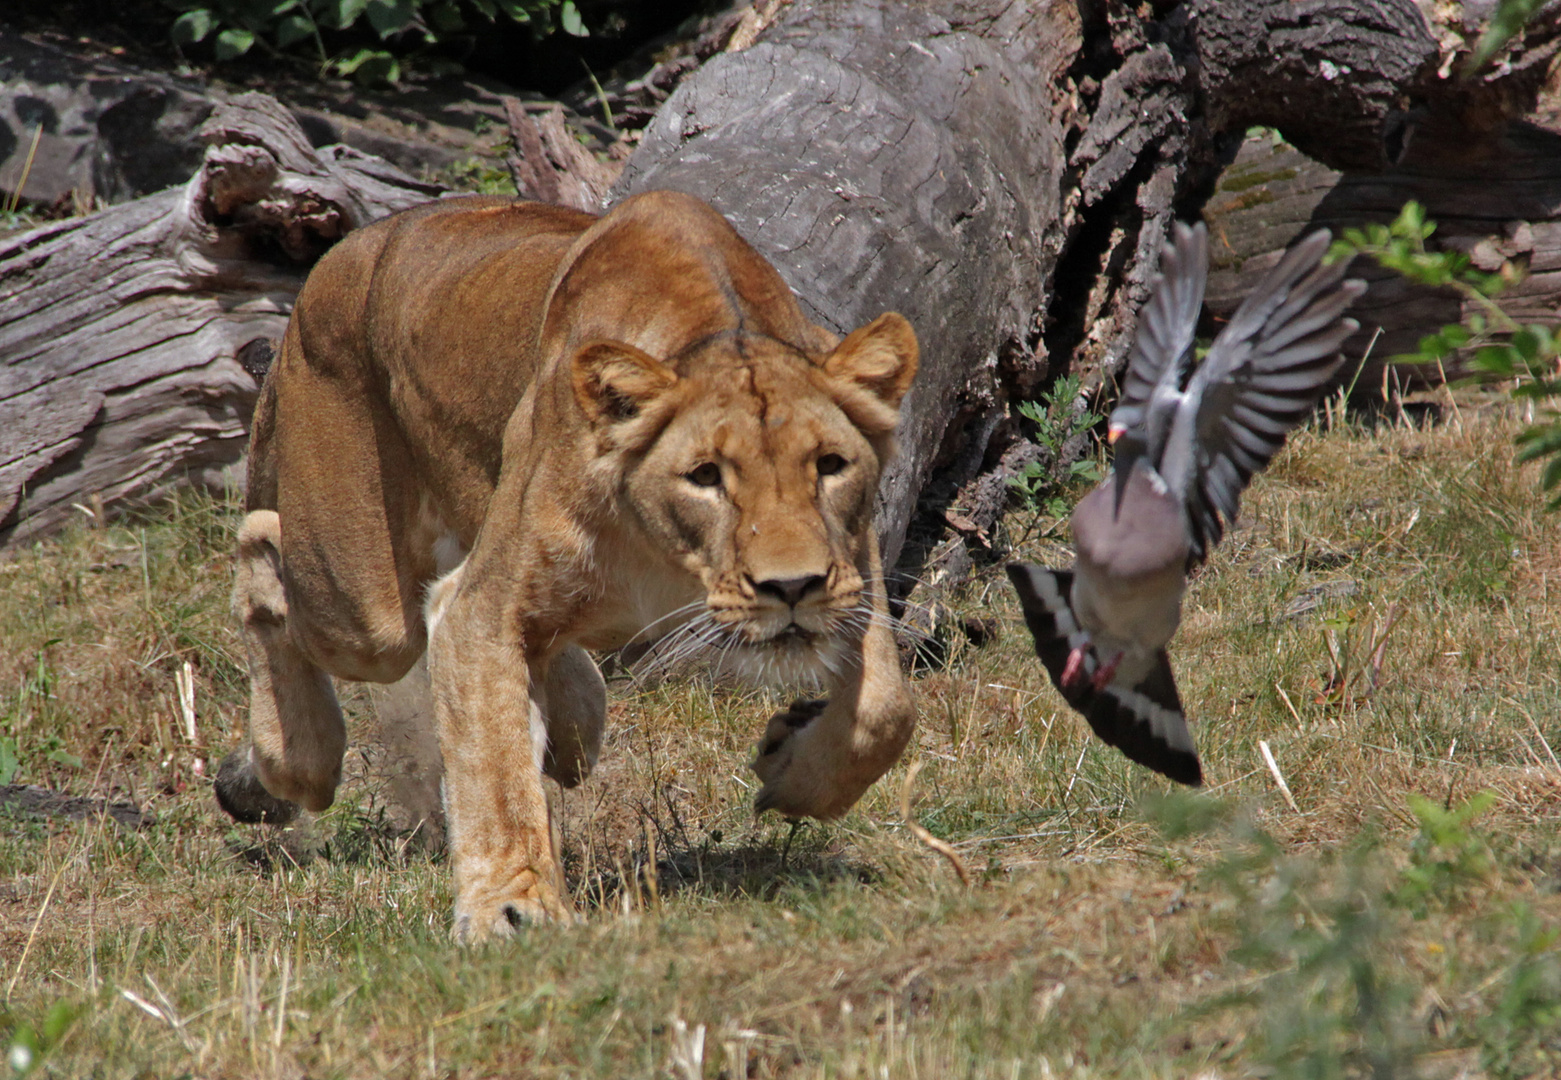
[572,341,679,424]
[822,312,919,411]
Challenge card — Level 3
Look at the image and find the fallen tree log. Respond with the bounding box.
[0,93,444,548]
[615,0,1439,584]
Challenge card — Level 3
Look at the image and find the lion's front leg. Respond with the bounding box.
[750,586,915,820]
[426,569,573,942]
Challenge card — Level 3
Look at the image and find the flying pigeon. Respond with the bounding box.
[1007,222,1365,785]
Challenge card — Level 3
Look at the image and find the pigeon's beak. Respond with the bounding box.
[1107,423,1126,445]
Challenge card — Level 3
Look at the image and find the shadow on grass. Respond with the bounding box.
[222,806,876,913]
[224,801,446,873]
[566,829,881,913]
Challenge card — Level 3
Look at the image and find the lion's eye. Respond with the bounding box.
[686,462,723,488]
[817,453,848,477]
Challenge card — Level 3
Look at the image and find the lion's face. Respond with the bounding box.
[573,314,918,685]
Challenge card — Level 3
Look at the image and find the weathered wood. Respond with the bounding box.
[0,92,443,549]
[0,28,530,212]
[1203,109,1561,391]
[615,0,1438,582]
[0,0,1464,568]
[1188,0,1437,173]
[0,30,215,208]
[502,98,623,211]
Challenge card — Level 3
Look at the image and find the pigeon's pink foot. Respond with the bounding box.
[1061,645,1090,691]
[1091,652,1123,693]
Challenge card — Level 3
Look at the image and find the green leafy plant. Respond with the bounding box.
[1204,822,1422,1076]
[1330,201,1561,508]
[1008,374,1104,521]
[3,1001,79,1078]
[1479,903,1561,1079]
[1145,788,1561,1078]
[1465,0,1550,75]
[0,642,82,784]
[0,736,18,786]
[1150,792,1414,1072]
[445,156,518,195]
[1393,790,1498,916]
[167,0,586,85]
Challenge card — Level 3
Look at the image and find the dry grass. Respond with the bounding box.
[2,397,1559,1078]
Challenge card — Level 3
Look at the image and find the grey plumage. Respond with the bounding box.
[1008,222,1365,785]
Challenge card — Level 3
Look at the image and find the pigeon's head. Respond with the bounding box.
[1106,404,1142,448]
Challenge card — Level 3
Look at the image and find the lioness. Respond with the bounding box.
[217,190,920,941]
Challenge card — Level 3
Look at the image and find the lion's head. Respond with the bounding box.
[571,312,918,686]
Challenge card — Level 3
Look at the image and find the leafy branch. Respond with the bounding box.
[168,0,587,85]
[1329,201,1561,508]
[1007,373,1103,529]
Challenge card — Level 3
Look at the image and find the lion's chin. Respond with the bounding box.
[714,633,853,689]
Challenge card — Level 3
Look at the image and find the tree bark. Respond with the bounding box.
[1202,3,1561,393]
[0,93,443,548]
[615,0,1438,585]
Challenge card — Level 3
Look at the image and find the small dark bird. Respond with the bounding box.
[1007,223,1365,785]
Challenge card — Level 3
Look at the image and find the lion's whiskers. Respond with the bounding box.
[624,595,914,692]
[622,599,709,652]
[843,600,930,648]
[627,608,739,686]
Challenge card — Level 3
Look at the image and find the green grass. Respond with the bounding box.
[2,399,1560,1077]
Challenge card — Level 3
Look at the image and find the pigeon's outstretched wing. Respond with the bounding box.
[1006,563,1202,786]
[1112,222,1209,427]
[1159,230,1366,564]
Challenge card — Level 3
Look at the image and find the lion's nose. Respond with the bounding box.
[752,574,827,608]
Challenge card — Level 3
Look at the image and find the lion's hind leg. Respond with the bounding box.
[217,510,347,822]
[540,645,605,788]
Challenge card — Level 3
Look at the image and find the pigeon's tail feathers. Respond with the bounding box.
[1005,563,1094,708]
[1005,563,1203,786]
[1086,653,1202,786]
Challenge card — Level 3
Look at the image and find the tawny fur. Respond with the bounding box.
[226,191,919,943]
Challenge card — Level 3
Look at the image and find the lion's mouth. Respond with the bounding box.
[768,622,817,644]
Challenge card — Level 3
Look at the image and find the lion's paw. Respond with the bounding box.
[213,747,301,825]
[452,877,576,944]
[751,699,844,819]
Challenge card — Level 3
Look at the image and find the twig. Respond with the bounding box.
[274,944,291,1048]
[1435,354,1463,433]
[577,58,617,134]
[120,988,166,1022]
[144,974,198,1053]
[1258,740,1301,814]
[1367,603,1404,689]
[5,857,68,1004]
[1341,326,1383,401]
[642,820,660,907]
[1064,744,1088,800]
[2,123,43,216]
[899,760,973,887]
[1274,682,1303,727]
[1503,697,1561,773]
[668,1015,706,1080]
[176,660,197,743]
